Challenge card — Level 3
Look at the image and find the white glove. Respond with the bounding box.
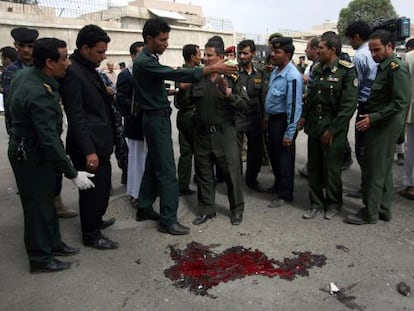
[72,171,95,190]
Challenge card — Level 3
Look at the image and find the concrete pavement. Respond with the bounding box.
[0,111,413,311]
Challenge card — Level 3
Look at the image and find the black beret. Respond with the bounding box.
[11,27,39,43]
[271,37,293,49]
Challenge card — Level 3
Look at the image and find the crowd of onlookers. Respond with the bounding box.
[1,17,413,273]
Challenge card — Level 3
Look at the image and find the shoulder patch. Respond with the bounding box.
[390,61,400,70]
[43,83,53,94]
[338,60,354,68]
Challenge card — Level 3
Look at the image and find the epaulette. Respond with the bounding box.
[312,62,321,71]
[43,83,53,94]
[390,61,400,70]
[338,60,354,68]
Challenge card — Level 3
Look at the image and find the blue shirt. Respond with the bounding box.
[265,62,303,139]
[353,42,378,103]
[2,59,26,102]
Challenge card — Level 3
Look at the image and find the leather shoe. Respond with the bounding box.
[136,208,160,222]
[179,188,196,196]
[84,236,119,250]
[100,218,115,229]
[158,222,190,235]
[192,213,216,225]
[52,242,80,256]
[303,208,320,219]
[246,182,266,193]
[324,208,340,220]
[345,214,376,225]
[230,212,243,225]
[30,258,71,273]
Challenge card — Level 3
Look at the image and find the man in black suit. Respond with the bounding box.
[60,25,118,250]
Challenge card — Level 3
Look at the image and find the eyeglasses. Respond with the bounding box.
[16,43,34,48]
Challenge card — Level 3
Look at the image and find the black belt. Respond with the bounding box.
[268,113,286,121]
[144,108,171,117]
[198,123,229,135]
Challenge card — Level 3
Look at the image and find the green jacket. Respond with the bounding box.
[174,63,196,112]
[133,47,203,111]
[304,59,358,138]
[7,67,77,178]
[191,74,248,128]
[365,54,411,127]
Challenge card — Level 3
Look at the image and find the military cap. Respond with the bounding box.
[225,45,236,54]
[271,37,293,49]
[268,32,283,43]
[11,27,39,43]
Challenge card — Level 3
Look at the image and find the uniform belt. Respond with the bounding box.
[268,113,286,121]
[144,108,172,117]
[198,123,230,135]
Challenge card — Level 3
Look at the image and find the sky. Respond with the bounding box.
[174,0,413,34]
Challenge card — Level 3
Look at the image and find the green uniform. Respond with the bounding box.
[7,67,77,266]
[191,75,248,215]
[174,63,196,192]
[362,55,410,222]
[133,47,203,226]
[304,59,358,212]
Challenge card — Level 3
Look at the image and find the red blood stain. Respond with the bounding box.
[164,241,327,297]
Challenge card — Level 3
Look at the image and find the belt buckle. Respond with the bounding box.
[209,125,217,133]
[317,104,322,114]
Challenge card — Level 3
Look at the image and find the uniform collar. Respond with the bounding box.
[143,46,159,61]
[377,54,395,71]
[33,67,59,90]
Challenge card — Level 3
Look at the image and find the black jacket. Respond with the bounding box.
[60,50,114,158]
[116,67,144,141]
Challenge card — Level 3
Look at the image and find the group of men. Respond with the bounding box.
[2,16,413,274]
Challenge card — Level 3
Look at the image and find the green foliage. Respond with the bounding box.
[337,0,397,36]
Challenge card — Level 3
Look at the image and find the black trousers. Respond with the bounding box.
[245,127,264,185]
[267,115,295,201]
[71,154,111,241]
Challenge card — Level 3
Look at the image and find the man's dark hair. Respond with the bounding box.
[406,38,414,49]
[0,46,18,62]
[129,41,144,55]
[207,35,224,47]
[33,38,66,69]
[321,31,342,56]
[182,44,199,62]
[76,24,110,49]
[237,39,256,52]
[142,17,171,42]
[308,37,320,49]
[345,21,372,41]
[205,39,224,56]
[370,29,394,48]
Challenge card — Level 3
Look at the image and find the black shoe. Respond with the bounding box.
[158,222,190,235]
[230,212,243,225]
[345,209,376,225]
[100,218,115,229]
[30,258,71,273]
[246,182,266,193]
[179,188,196,196]
[192,213,216,225]
[303,208,320,219]
[84,236,119,250]
[52,242,80,256]
[136,208,160,222]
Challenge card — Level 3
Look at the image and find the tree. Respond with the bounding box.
[337,0,397,37]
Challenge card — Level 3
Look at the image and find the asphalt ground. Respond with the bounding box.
[0,110,413,311]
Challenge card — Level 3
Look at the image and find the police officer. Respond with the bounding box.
[302,32,358,220]
[237,39,267,192]
[191,38,248,226]
[346,30,411,225]
[174,44,201,196]
[265,37,303,207]
[133,18,237,235]
[7,38,94,273]
[2,27,38,134]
